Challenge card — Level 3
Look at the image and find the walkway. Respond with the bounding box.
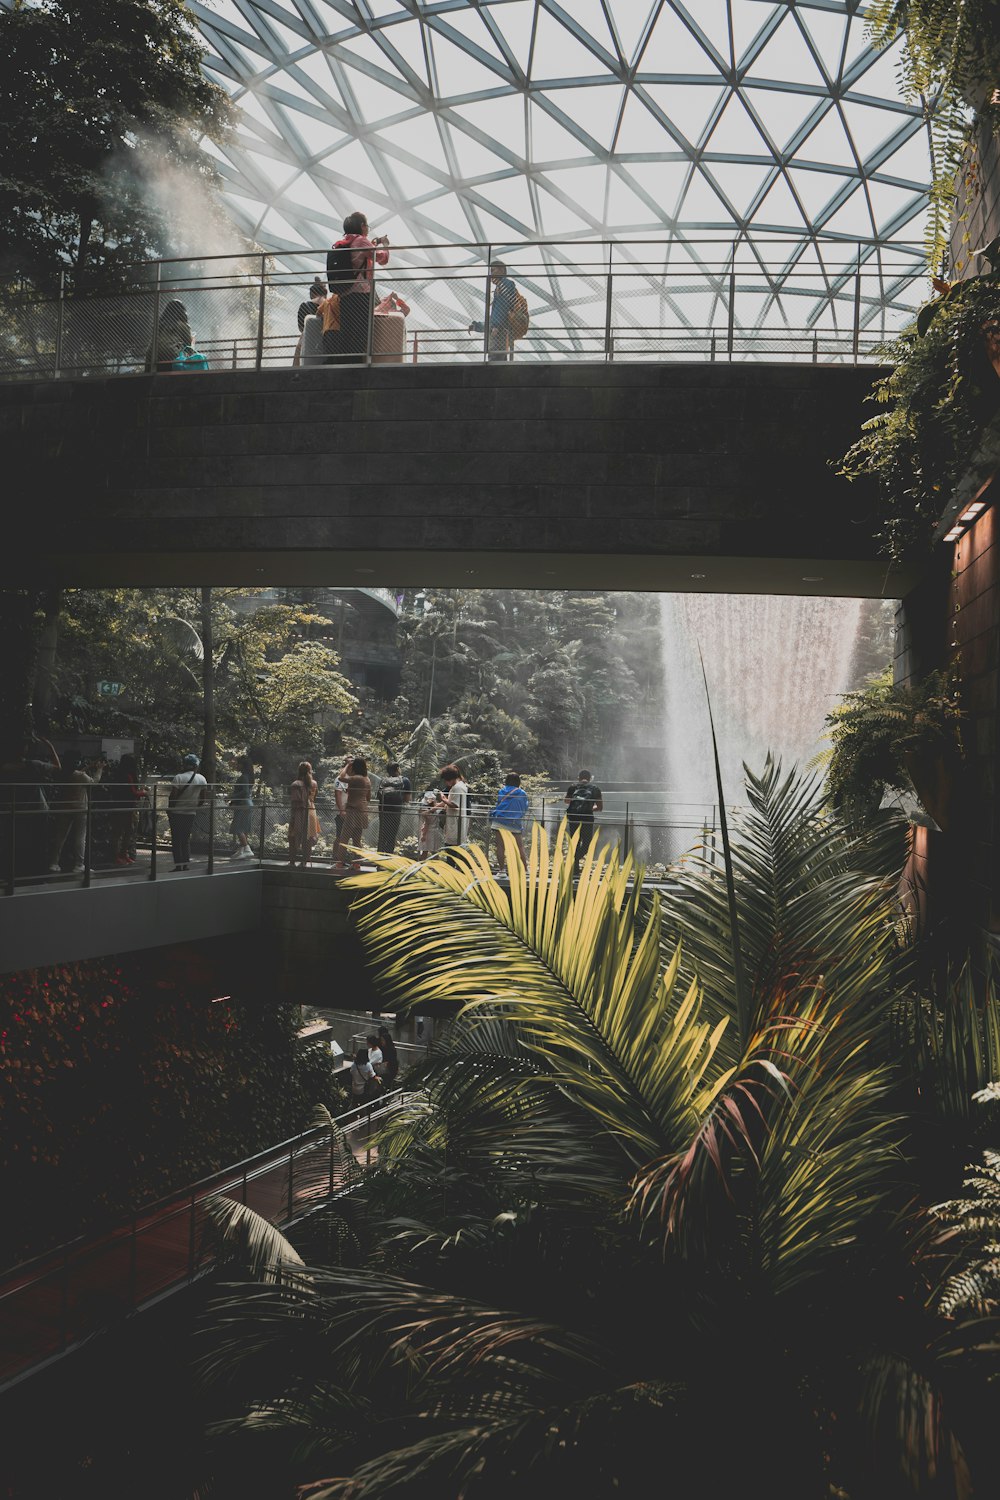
[0,1092,406,1392]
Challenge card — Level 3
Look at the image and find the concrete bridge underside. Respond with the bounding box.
[3,362,914,597]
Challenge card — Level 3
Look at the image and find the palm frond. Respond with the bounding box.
[347,826,731,1168]
[201,1196,305,1283]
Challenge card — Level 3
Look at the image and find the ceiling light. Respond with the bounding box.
[690,572,706,579]
[801,575,824,582]
[943,528,963,542]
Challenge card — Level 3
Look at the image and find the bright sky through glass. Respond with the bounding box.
[190,0,931,339]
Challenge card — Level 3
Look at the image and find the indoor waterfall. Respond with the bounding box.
[658,593,867,807]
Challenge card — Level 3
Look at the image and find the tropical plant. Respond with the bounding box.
[867,0,1000,269]
[839,266,1000,558]
[821,667,964,821]
[196,767,1000,1498]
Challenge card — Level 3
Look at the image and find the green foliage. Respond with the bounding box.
[0,0,236,295]
[867,0,1000,269]
[840,273,1000,558]
[38,589,358,775]
[823,667,964,817]
[0,952,341,1267]
[197,770,1000,1497]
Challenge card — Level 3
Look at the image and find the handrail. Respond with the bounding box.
[0,234,924,383]
[0,1088,408,1389]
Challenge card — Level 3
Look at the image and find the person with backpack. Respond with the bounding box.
[376,761,411,854]
[326,211,390,365]
[145,299,192,372]
[489,771,530,872]
[564,769,603,873]
[167,754,207,871]
[293,278,329,366]
[469,259,526,362]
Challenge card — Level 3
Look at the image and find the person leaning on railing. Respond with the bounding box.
[469,259,518,362]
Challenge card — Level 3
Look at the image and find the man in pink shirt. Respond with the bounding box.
[327,210,390,364]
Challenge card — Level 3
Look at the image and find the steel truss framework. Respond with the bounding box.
[190,0,932,340]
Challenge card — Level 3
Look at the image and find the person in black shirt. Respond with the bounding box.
[564,769,603,873]
[376,761,411,854]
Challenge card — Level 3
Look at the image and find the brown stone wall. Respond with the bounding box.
[950,508,1000,929]
[950,119,1000,279]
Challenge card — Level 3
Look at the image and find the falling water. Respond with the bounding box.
[658,594,865,806]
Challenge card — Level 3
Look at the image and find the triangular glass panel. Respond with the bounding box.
[544,161,609,219]
[788,167,853,221]
[706,92,772,156]
[623,160,691,216]
[377,111,451,175]
[748,14,826,89]
[821,189,875,239]
[743,81,812,152]
[607,2,652,64]
[876,128,932,186]
[295,49,345,102]
[458,94,528,160]
[866,181,924,228]
[800,9,848,82]
[535,185,595,235]
[641,83,724,150]
[242,146,295,191]
[338,65,413,124]
[794,106,859,170]
[545,84,624,150]
[636,6,715,75]
[294,117,346,157]
[432,6,507,65]
[559,0,617,59]
[481,0,535,76]
[606,169,660,228]
[685,0,733,67]
[731,1,774,68]
[530,101,595,161]
[841,101,902,161]
[429,32,506,97]
[614,89,672,154]
[284,173,339,217]
[530,7,607,81]
[408,192,478,240]
[849,46,907,103]
[704,161,772,218]
[484,173,537,231]
[324,136,385,186]
[444,120,507,179]
[375,19,429,85]
[750,173,808,230]
[678,171,732,227]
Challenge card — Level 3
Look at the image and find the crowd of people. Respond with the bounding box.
[0,731,604,882]
[349,1026,400,1102]
[145,209,524,372]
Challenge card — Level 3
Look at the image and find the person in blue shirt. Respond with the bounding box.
[488,771,530,872]
[469,260,518,362]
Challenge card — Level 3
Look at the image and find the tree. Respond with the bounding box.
[197,769,1000,1497]
[0,0,236,294]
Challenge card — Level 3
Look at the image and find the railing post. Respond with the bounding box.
[255,253,266,370]
[812,332,819,363]
[259,794,267,863]
[54,271,65,378]
[148,783,158,881]
[83,783,92,888]
[329,1126,336,1194]
[366,276,376,366]
[288,1140,296,1219]
[151,261,162,372]
[727,251,736,360]
[6,799,14,895]
[604,259,614,361]
[852,250,862,361]
[207,788,215,875]
[624,801,631,861]
[482,245,492,363]
[710,332,717,362]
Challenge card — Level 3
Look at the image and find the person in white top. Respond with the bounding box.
[366,1034,384,1075]
[349,1048,378,1100]
[439,764,469,847]
[167,754,207,870]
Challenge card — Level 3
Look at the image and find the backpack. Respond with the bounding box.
[568,784,596,818]
[508,290,529,340]
[327,242,356,293]
[319,294,341,333]
[379,776,405,809]
[172,345,209,372]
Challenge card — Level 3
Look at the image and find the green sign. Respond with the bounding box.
[97,680,123,698]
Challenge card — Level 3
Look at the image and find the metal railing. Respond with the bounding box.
[0,237,924,382]
[0,1088,407,1391]
[0,779,722,892]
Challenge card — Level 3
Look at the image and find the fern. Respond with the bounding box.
[933,1149,1000,1316]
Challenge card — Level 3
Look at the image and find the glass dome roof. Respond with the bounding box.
[190,0,931,338]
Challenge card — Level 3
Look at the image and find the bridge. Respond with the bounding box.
[2,244,921,599]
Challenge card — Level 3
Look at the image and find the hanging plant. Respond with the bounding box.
[840,264,1000,559]
[822,667,964,825]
